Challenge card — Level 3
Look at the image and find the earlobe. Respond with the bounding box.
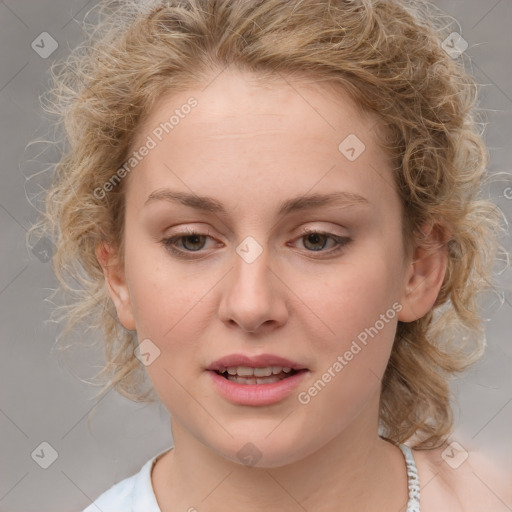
[96,242,136,331]
[398,223,449,323]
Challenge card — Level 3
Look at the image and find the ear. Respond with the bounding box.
[96,242,136,331]
[398,222,449,323]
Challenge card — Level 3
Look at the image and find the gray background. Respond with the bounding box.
[0,1,511,511]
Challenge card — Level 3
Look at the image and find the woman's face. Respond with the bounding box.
[107,70,417,467]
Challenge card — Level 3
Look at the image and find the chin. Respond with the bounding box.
[209,435,310,469]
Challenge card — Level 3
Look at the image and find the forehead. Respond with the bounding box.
[134,70,380,147]
[126,70,398,217]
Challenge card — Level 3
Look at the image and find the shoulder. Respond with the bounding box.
[82,472,136,512]
[81,452,165,512]
[412,442,512,512]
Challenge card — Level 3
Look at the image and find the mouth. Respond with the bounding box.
[213,366,304,385]
[207,364,310,406]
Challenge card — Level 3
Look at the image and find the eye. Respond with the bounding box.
[160,227,351,259]
[293,228,351,255]
[161,228,218,258]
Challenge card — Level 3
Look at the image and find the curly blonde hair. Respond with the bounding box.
[29,0,505,449]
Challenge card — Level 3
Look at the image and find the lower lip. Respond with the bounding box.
[207,370,309,406]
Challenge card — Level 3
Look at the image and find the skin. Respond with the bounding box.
[97,69,510,511]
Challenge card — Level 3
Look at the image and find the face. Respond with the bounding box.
[102,69,441,468]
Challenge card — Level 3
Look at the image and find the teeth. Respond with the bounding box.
[221,365,294,377]
[226,375,282,384]
[254,367,272,377]
[238,366,258,377]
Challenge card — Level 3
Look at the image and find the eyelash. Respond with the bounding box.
[161,227,351,259]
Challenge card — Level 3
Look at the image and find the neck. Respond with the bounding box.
[153,395,409,512]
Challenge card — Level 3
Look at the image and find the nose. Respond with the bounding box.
[217,242,288,334]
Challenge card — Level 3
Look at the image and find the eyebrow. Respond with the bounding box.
[144,188,369,216]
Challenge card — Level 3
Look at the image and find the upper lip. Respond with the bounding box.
[206,353,308,372]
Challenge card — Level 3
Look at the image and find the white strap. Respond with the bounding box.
[399,443,421,512]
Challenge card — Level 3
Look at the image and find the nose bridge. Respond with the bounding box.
[218,232,288,332]
[231,233,273,297]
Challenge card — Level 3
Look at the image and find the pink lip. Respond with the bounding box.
[207,369,309,406]
[205,353,308,372]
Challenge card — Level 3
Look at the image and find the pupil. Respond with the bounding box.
[305,233,326,251]
[184,235,204,251]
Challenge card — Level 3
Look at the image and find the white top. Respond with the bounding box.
[82,443,420,511]
[82,447,170,512]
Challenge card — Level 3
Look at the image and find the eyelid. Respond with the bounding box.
[161,225,351,258]
[160,227,218,259]
[296,225,347,237]
[291,227,351,255]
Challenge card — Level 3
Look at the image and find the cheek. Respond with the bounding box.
[294,263,399,430]
[122,240,208,406]
[122,235,219,378]
[123,230,196,335]
[298,249,401,393]
[305,254,399,338]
